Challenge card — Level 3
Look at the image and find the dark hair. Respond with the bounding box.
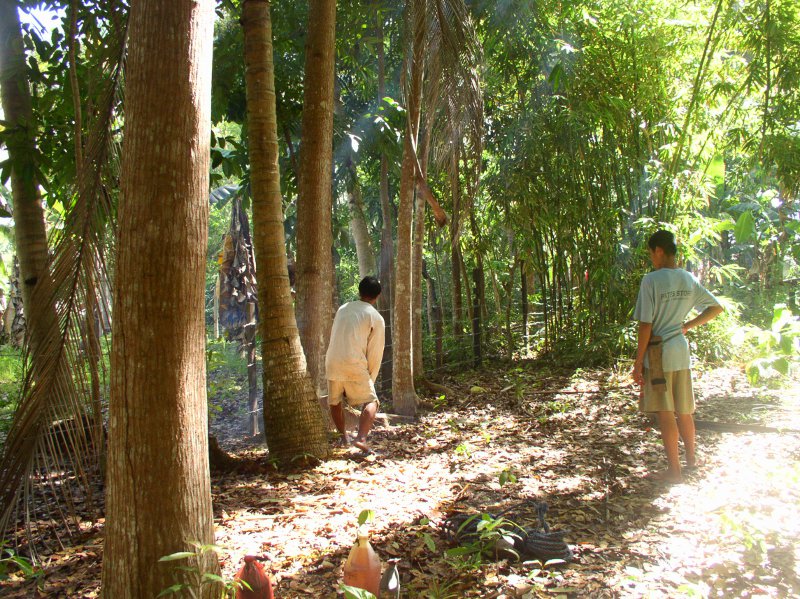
[358,276,382,300]
[647,230,677,256]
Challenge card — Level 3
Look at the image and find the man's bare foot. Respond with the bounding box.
[352,437,370,452]
[647,470,683,484]
[333,434,351,448]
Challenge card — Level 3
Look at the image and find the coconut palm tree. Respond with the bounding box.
[295,0,337,393]
[242,0,329,462]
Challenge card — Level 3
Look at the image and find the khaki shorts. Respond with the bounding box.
[640,369,695,414]
[327,379,379,408]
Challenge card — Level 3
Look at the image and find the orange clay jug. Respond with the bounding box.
[343,531,381,597]
[235,555,274,599]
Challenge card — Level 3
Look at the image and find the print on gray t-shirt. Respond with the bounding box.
[633,269,720,372]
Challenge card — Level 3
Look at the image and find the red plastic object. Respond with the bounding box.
[235,555,275,599]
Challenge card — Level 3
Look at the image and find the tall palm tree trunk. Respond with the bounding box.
[242,0,329,461]
[295,0,336,393]
[102,1,217,596]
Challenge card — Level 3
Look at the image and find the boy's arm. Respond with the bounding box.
[682,304,723,334]
[632,321,653,386]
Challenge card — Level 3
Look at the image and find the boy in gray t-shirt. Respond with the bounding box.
[632,230,723,483]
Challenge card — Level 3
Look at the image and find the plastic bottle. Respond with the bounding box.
[343,531,381,597]
[234,555,274,599]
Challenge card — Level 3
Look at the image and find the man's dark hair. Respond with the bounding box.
[359,276,382,300]
[648,230,677,256]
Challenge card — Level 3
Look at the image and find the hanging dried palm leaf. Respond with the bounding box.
[0,3,127,556]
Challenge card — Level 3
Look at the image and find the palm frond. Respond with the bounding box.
[0,5,127,553]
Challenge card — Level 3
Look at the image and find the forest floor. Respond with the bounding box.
[2,360,799,598]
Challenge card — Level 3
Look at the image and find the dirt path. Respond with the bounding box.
[1,364,798,597]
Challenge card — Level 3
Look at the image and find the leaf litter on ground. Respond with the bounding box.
[1,363,799,597]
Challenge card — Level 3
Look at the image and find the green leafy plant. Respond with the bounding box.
[341,584,377,599]
[454,442,472,459]
[358,509,375,527]
[0,545,43,588]
[157,542,245,598]
[431,393,447,409]
[415,516,437,553]
[445,514,523,569]
[421,578,460,599]
[498,467,517,487]
[719,511,768,564]
[731,304,799,384]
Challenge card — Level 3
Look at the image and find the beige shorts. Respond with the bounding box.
[640,369,695,414]
[327,379,379,408]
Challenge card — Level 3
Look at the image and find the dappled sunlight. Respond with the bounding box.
[608,375,800,597]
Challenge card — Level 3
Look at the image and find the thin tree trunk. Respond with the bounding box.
[214,276,221,339]
[245,301,259,436]
[423,261,443,369]
[102,1,217,596]
[393,0,425,416]
[413,189,425,378]
[348,171,377,278]
[242,0,328,462]
[295,0,336,394]
[521,260,529,350]
[472,267,482,368]
[412,122,432,380]
[449,149,463,336]
[377,8,393,313]
[376,8,393,392]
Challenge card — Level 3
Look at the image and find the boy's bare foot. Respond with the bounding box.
[685,456,701,470]
[646,470,683,484]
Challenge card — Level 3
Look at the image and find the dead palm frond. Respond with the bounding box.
[0,3,127,555]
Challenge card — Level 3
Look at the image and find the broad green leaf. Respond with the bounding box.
[156,583,188,597]
[779,335,797,355]
[341,584,377,599]
[734,211,755,244]
[358,509,374,526]
[446,545,478,556]
[771,305,792,332]
[772,358,790,376]
[158,551,196,562]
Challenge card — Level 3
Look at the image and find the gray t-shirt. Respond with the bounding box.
[633,268,720,371]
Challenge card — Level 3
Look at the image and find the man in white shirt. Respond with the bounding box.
[632,230,723,483]
[325,276,385,453]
